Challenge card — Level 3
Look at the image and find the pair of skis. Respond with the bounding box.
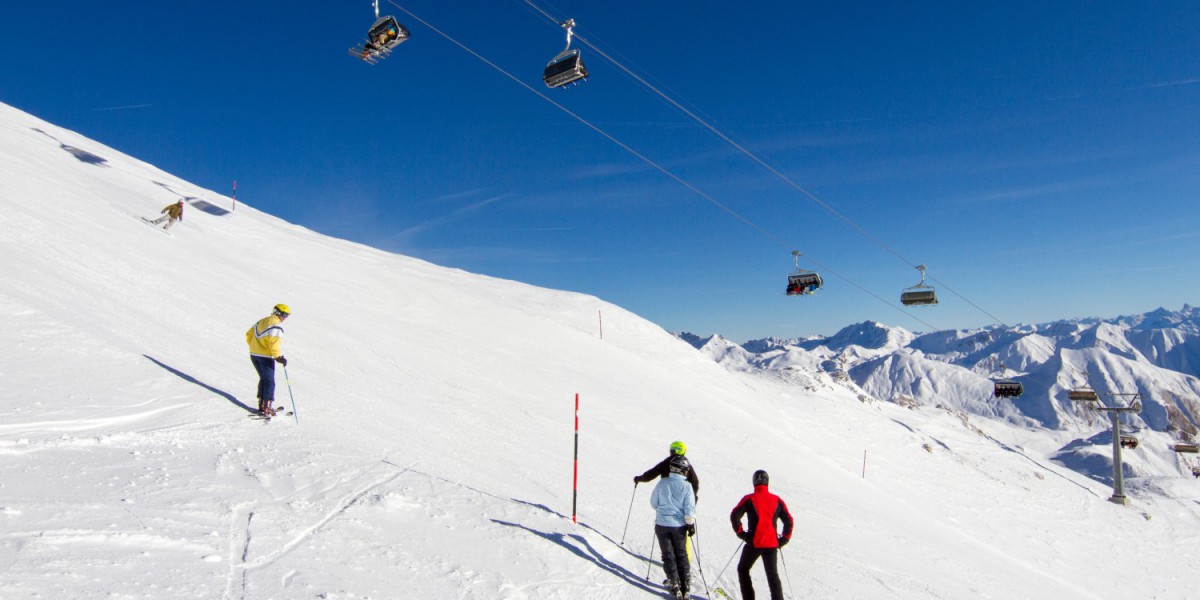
[138,217,173,235]
[248,406,293,421]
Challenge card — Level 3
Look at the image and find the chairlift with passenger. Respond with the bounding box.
[543,19,588,88]
[786,250,823,296]
[900,264,938,306]
[350,0,410,64]
[993,379,1024,398]
[1119,435,1139,450]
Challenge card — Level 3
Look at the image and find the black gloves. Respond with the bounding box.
[275,356,288,367]
[736,531,751,542]
[778,535,790,547]
[686,523,696,537]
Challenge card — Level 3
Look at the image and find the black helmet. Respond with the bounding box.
[669,455,691,476]
[752,469,769,486]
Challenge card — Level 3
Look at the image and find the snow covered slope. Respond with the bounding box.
[2,101,1198,599]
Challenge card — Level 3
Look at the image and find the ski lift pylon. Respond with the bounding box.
[543,19,588,88]
[786,250,823,296]
[900,264,938,306]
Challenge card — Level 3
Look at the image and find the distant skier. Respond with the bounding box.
[246,304,290,417]
[635,440,700,500]
[149,200,185,230]
[650,454,697,599]
[730,469,794,600]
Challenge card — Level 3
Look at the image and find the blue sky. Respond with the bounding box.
[3,1,1198,341]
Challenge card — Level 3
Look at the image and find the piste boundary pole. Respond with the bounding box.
[572,392,579,524]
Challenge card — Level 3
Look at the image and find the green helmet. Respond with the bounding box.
[669,440,687,456]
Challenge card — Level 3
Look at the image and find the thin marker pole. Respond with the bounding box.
[862,450,867,479]
[572,393,580,524]
[232,180,237,212]
[598,310,604,339]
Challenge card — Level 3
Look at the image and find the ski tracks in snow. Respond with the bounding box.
[231,465,408,598]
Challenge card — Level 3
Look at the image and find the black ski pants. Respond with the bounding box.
[737,545,783,600]
[655,524,690,590]
[251,355,276,403]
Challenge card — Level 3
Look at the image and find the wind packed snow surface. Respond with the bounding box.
[1,101,1198,599]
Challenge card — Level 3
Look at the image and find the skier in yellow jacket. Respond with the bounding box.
[149,200,185,230]
[246,304,290,416]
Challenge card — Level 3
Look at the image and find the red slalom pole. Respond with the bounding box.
[572,392,580,524]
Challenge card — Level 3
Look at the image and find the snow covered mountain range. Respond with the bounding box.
[680,308,1200,479]
[2,100,1199,599]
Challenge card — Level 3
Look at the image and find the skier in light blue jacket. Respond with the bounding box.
[650,454,697,598]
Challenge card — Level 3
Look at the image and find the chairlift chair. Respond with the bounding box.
[900,264,938,306]
[1174,443,1200,454]
[993,379,1024,398]
[1193,466,1200,478]
[543,19,588,88]
[1119,435,1139,450]
[351,1,410,64]
[786,250,823,296]
[1068,388,1099,402]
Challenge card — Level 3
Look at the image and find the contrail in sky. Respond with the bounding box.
[1148,77,1200,89]
[80,104,154,113]
[391,194,507,240]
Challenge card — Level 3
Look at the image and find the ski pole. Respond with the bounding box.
[620,483,638,546]
[283,365,299,424]
[713,541,743,590]
[691,526,713,600]
[645,530,657,581]
[780,547,795,600]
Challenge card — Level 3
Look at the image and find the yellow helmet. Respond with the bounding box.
[273,303,291,316]
[669,440,687,456]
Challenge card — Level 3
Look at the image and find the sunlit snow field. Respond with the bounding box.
[1,102,1197,599]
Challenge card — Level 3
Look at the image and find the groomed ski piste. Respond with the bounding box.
[0,101,1196,599]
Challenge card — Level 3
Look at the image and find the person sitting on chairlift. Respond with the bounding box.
[375,26,397,47]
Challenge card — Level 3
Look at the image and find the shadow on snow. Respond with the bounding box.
[142,354,255,414]
[491,519,673,597]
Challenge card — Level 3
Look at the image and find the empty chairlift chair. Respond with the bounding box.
[993,379,1024,398]
[543,19,588,88]
[1068,388,1099,402]
[786,250,823,296]
[900,264,938,306]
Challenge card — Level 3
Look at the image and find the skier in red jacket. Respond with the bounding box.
[729,469,794,600]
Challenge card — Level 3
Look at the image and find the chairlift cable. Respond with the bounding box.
[385,0,942,332]
[519,0,1011,329]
